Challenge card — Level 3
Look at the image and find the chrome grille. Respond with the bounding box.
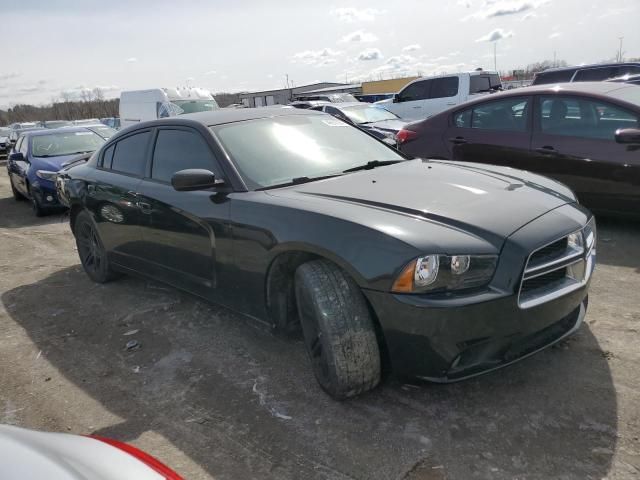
[518,219,596,309]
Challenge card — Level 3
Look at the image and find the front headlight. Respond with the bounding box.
[392,254,498,294]
[583,217,596,251]
[36,170,58,181]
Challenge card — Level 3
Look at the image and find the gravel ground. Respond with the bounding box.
[0,168,638,479]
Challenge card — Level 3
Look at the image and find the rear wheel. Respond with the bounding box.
[295,259,381,399]
[74,210,121,283]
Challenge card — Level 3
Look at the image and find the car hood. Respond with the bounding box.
[31,153,88,172]
[267,159,576,247]
[362,119,407,133]
[0,425,162,480]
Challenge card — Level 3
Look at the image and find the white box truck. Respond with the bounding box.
[377,71,502,121]
[119,87,220,128]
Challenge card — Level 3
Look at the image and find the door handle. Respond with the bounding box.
[412,106,422,109]
[535,146,558,155]
[137,201,152,214]
[449,136,467,145]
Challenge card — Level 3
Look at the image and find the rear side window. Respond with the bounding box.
[533,69,576,85]
[614,65,640,76]
[398,80,430,102]
[102,144,115,168]
[430,77,459,99]
[463,97,529,131]
[573,67,615,82]
[151,129,219,183]
[470,75,502,93]
[111,131,151,176]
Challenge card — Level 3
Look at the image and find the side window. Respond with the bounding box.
[14,137,23,153]
[151,129,220,183]
[19,137,29,155]
[539,96,639,140]
[398,80,430,102]
[534,69,575,84]
[614,65,640,77]
[430,77,459,99]
[470,97,529,131]
[111,131,151,176]
[453,109,472,128]
[101,144,115,168]
[573,67,615,82]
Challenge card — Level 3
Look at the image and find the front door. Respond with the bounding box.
[389,79,431,120]
[444,95,534,168]
[530,95,640,214]
[136,127,232,299]
[422,76,461,118]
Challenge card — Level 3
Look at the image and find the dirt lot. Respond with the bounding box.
[0,169,638,480]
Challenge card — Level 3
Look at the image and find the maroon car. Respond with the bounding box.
[397,82,640,218]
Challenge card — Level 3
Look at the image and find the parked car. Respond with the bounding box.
[86,124,118,140]
[0,127,10,155]
[396,82,640,218]
[42,120,73,129]
[119,87,220,128]
[293,93,359,103]
[57,108,595,399]
[377,71,502,121]
[100,117,121,129]
[8,126,42,147]
[310,102,407,146]
[73,118,101,126]
[607,73,640,86]
[532,62,640,85]
[288,100,331,109]
[7,127,106,215]
[0,424,183,479]
[354,93,395,103]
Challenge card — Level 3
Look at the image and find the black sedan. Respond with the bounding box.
[310,102,407,146]
[57,108,595,398]
[396,82,640,218]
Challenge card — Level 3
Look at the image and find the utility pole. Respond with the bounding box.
[617,36,624,63]
[553,50,557,68]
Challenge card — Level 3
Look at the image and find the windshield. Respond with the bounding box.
[343,106,399,124]
[212,114,403,189]
[31,131,105,157]
[0,128,10,136]
[88,125,117,139]
[173,99,220,114]
[608,85,640,107]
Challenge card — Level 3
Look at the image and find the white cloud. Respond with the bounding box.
[521,12,537,20]
[340,30,378,43]
[125,57,138,63]
[464,0,549,20]
[476,28,514,42]
[204,70,217,75]
[357,48,383,61]
[0,72,21,81]
[448,50,461,56]
[291,48,343,67]
[402,44,422,52]
[330,7,385,22]
[457,0,472,7]
[548,32,562,39]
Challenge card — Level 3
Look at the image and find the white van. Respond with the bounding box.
[378,71,502,121]
[119,87,220,128]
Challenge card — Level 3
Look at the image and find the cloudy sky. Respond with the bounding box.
[1,0,638,107]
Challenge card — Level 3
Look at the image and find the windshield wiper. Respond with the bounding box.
[342,160,402,173]
[257,174,343,191]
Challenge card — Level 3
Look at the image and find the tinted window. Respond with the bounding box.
[151,129,218,183]
[398,80,430,102]
[574,67,615,82]
[533,69,576,85]
[470,74,502,93]
[430,77,459,99]
[614,65,640,77]
[111,131,150,176]
[453,108,472,128]
[471,97,529,131]
[539,96,639,139]
[102,144,115,168]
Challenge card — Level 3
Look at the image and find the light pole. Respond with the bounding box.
[617,36,624,63]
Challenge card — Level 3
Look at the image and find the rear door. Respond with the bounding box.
[443,95,534,168]
[530,94,640,214]
[136,126,231,296]
[423,76,461,118]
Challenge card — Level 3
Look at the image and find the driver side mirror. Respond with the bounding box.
[9,152,24,162]
[615,128,640,144]
[171,169,224,192]
[392,94,400,103]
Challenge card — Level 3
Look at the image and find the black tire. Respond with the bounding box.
[29,186,46,217]
[10,176,24,201]
[295,260,381,399]
[74,210,121,283]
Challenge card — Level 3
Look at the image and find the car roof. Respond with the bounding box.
[538,62,640,73]
[171,106,324,126]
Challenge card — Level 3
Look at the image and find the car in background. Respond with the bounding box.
[10,121,38,130]
[532,62,640,85]
[0,127,10,156]
[396,82,640,218]
[607,73,640,86]
[377,71,502,121]
[355,93,394,103]
[85,124,118,139]
[7,127,105,215]
[58,108,594,399]
[8,126,42,147]
[73,118,101,126]
[289,100,331,109]
[310,102,407,146]
[42,120,73,129]
[119,87,220,128]
[293,92,359,103]
[0,424,183,479]
[100,117,121,129]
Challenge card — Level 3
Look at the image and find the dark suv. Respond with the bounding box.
[532,62,640,85]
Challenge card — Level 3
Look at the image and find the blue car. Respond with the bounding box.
[7,127,105,216]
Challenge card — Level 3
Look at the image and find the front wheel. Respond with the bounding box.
[295,260,381,399]
[74,210,121,283]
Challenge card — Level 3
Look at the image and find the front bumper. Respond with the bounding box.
[31,181,63,209]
